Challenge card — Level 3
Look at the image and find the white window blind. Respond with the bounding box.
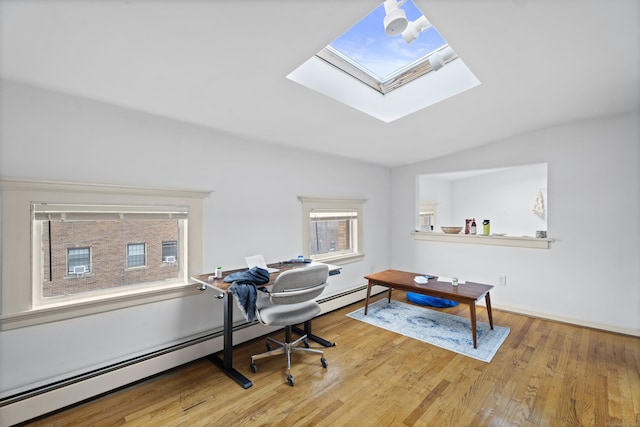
[33,203,189,221]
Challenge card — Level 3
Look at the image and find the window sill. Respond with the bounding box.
[64,273,94,280]
[412,231,553,249]
[311,252,365,265]
[0,283,202,330]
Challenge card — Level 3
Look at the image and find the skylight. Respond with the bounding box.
[320,0,448,93]
[287,0,481,122]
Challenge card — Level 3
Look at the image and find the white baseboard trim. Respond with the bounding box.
[493,304,640,337]
[0,334,222,427]
[318,284,382,314]
[0,286,371,427]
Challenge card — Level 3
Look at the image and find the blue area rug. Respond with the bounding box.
[347,299,510,362]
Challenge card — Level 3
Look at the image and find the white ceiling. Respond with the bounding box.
[1,0,638,168]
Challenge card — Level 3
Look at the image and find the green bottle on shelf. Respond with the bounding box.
[483,219,490,236]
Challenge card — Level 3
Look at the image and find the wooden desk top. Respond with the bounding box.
[193,262,340,293]
[364,269,493,303]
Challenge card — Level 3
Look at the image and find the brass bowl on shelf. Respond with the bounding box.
[441,226,463,234]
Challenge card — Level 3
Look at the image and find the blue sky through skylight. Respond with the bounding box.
[329,0,447,80]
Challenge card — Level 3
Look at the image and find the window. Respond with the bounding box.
[319,0,450,94]
[162,241,178,264]
[309,211,356,256]
[67,247,91,275]
[1,179,208,330]
[287,0,480,122]
[418,203,437,232]
[127,243,146,268]
[32,201,191,303]
[299,197,365,263]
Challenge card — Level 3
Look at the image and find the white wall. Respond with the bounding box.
[0,80,390,395]
[391,111,640,335]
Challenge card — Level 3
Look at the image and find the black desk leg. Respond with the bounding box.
[207,293,253,389]
[292,320,336,347]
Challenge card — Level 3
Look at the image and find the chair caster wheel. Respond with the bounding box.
[321,357,328,368]
[287,374,295,386]
[250,363,257,373]
[303,340,310,348]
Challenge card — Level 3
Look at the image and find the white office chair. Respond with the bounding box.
[249,264,329,386]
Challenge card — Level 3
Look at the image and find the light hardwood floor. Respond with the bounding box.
[24,292,640,426]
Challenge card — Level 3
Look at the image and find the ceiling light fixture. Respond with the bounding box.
[383,0,408,36]
[402,15,432,44]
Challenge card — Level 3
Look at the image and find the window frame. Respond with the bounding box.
[67,247,92,276]
[126,242,147,269]
[298,197,366,264]
[0,179,209,330]
[162,241,178,265]
[317,44,458,95]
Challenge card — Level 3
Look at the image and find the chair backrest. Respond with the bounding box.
[269,264,329,304]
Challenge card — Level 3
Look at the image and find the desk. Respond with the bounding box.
[192,262,340,388]
[363,269,493,349]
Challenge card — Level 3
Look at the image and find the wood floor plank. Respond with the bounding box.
[21,292,640,427]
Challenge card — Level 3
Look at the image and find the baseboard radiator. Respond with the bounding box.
[0,285,374,426]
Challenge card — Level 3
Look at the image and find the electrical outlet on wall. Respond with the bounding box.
[497,275,507,286]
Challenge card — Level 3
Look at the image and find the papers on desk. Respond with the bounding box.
[245,254,280,273]
[437,276,466,284]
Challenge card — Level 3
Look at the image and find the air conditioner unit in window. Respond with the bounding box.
[163,256,176,264]
[73,265,88,275]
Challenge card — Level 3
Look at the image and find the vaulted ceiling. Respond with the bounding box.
[1,0,638,167]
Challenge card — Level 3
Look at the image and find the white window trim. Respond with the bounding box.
[0,178,210,330]
[317,44,459,95]
[298,196,366,264]
[287,49,480,123]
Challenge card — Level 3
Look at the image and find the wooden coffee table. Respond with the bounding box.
[364,269,494,349]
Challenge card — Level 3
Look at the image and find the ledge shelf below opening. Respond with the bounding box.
[412,231,553,249]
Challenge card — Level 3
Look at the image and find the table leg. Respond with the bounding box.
[364,281,372,315]
[388,287,393,303]
[207,293,253,389]
[470,302,478,349]
[485,292,494,330]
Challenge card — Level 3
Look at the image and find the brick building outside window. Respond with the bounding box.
[41,219,181,298]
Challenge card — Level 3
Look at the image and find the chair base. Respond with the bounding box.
[250,326,327,386]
